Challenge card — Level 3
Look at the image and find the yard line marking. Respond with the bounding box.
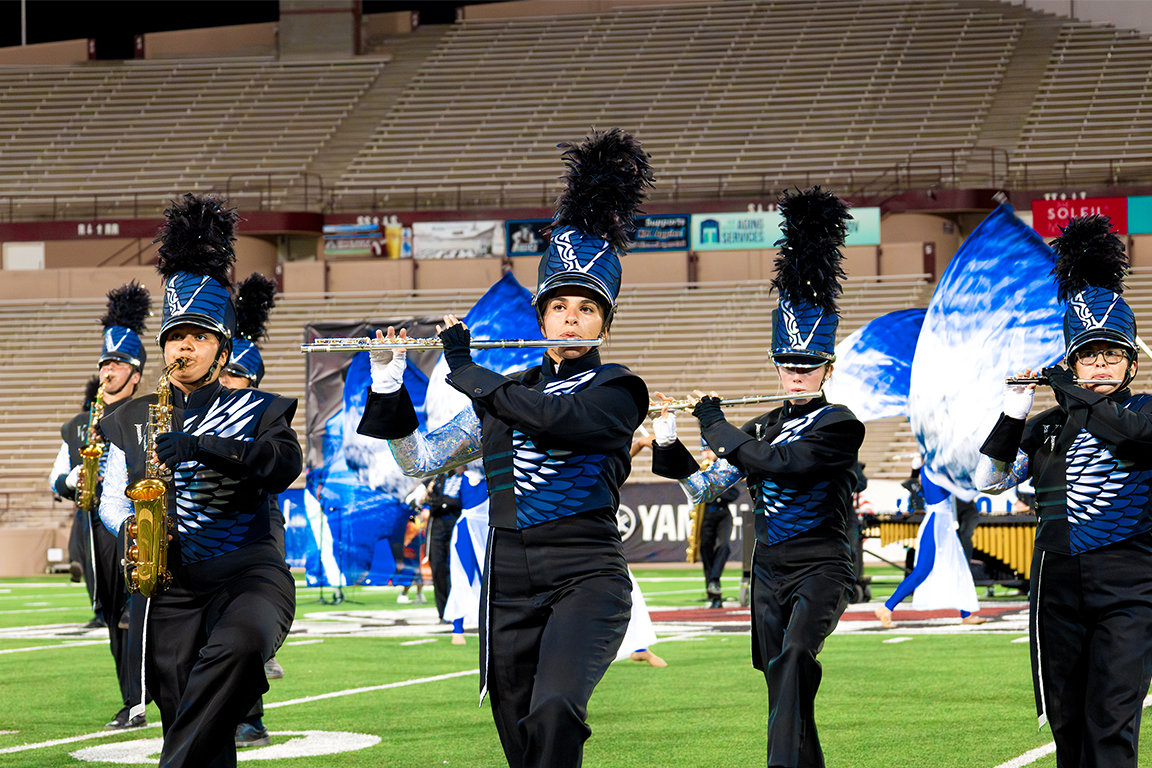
[0,607,93,616]
[265,669,479,709]
[0,670,478,755]
[0,640,105,655]
[993,694,1152,767]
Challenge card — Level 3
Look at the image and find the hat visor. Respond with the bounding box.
[158,314,231,345]
[1066,329,1136,364]
[534,273,616,311]
[98,352,142,369]
[771,351,834,368]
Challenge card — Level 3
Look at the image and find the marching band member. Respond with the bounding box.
[98,195,300,768]
[976,215,1152,768]
[357,129,652,768]
[651,187,864,768]
[50,282,150,729]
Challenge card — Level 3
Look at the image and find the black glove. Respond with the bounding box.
[155,432,199,466]
[440,323,473,372]
[1041,365,1075,409]
[692,396,726,430]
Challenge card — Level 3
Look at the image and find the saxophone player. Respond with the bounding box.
[49,282,149,730]
[98,195,301,768]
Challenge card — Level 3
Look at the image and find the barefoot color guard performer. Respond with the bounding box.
[652,187,864,768]
[357,129,652,768]
[98,195,300,768]
[977,215,1152,768]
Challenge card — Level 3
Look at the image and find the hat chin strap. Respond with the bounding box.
[192,341,229,387]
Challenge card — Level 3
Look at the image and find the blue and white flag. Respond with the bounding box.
[909,205,1064,499]
[824,308,925,422]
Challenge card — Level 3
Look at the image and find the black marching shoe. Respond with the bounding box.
[105,706,146,730]
[236,720,272,748]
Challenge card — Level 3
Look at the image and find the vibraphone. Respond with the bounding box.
[864,514,1037,581]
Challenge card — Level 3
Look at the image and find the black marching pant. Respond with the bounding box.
[751,534,854,768]
[485,513,632,768]
[701,506,733,585]
[1031,534,1152,768]
[69,507,96,606]
[430,511,460,619]
[148,538,295,768]
[94,521,147,709]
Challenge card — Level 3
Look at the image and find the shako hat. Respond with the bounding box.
[770,186,851,368]
[156,193,238,346]
[99,281,150,370]
[535,128,654,328]
[1051,214,1136,365]
[226,273,276,386]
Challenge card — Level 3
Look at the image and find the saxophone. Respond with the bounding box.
[685,458,714,564]
[124,359,185,598]
[77,380,107,512]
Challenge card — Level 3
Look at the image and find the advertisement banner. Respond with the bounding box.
[618,483,751,563]
[506,219,551,256]
[1030,197,1128,237]
[413,220,505,259]
[690,207,881,250]
[1128,196,1152,235]
[505,214,691,258]
[323,222,385,258]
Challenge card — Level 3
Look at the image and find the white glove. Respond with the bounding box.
[370,343,406,394]
[1003,381,1034,420]
[653,411,678,447]
[404,482,429,507]
[65,465,82,491]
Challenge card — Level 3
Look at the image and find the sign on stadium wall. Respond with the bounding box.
[618,482,751,563]
[690,207,881,251]
[412,220,505,259]
[505,215,691,257]
[1030,197,1128,238]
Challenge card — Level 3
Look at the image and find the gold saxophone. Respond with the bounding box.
[124,359,185,598]
[77,380,107,512]
[685,459,714,564]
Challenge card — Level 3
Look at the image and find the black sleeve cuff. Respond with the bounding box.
[54,475,74,499]
[652,440,700,480]
[195,435,251,479]
[979,413,1027,463]
[447,364,512,399]
[702,420,755,463]
[357,387,420,440]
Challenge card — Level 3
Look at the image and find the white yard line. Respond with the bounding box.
[993,694,1152,768]
[0,640,105,655]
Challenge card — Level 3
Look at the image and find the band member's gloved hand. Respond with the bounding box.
[653,411,678,446]
[440,323,473,372]
[1003,380,1035,420]
[1041,365,1075,409]
[404,481,430,508]
[65,465,82,491]
[692,396,725,430]
[369,336,406,394]
[155,432,200,466]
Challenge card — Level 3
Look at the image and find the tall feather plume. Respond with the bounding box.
[772,186,851,314]
[155,193,238,285]
[234,273,277,343]
[100,281,150,333]
[82,376,100,410]
[1051,214,1127,302]
[550,128,654,253]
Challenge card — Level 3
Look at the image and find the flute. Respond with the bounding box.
[302,337,602,353]
[1006,377,1123,386]
[649,391,822,414]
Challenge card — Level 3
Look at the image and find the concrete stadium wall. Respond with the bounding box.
[142,22,277,59]
[0,38,89,65]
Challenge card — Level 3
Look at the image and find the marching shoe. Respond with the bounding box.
[105,706,146,730]
[235,721,272,748]
[264,657,284,679]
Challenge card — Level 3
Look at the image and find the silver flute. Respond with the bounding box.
[1006,377,1123,385]
[302,337,602,353]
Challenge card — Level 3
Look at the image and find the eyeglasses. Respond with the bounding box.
[1073,348,1128,365]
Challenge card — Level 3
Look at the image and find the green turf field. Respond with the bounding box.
[0,566,1148,767]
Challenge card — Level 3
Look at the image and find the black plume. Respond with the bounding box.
[234,273,277,342]
[1051,214,1127,302]
[155,193,238,285]
[771,186,851,314]
[551,128,654,253]
[82,376,100,409]
[100,281,150,333]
